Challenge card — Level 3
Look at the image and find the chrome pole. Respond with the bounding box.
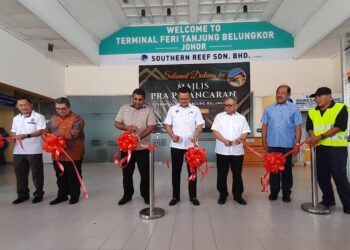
[301,147,330,214]
[311,146,318,207]
[139,149,165,220]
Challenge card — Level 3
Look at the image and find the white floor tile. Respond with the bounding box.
[0,163,348,250]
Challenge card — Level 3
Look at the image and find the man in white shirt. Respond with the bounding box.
[10,97,46,204]
[164,87,205,206]
[211,97,251,205]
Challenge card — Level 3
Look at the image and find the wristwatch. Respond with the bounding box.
[320,134,325,139]
[27,134,31,138]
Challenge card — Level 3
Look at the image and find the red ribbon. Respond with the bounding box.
[0,134,5,148]
[140,144,170,168]
[114,132,139,168]
[246,140,306,192]
[43,133,66,175]
[0,135,23,150]
[43,133,88,199]
[185,143,209,181]
[260,152,286,192]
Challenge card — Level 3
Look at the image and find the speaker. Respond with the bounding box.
[48,43,54,52]
[243,5,248,13]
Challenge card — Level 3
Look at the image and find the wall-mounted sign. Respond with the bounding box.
[291,93,343,111]
[100,22,294,65]
[139,63,251,131]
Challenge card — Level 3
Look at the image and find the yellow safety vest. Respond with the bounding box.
[308,103,348,147]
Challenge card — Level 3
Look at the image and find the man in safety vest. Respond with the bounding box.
[306,87,350,214]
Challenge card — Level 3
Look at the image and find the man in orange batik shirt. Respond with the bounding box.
[46,97,85,205]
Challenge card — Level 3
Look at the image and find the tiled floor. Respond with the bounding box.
[0,162,350,250]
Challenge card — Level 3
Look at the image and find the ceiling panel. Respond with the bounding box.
[19,27,61,40]
[0,0,348,66]
[57,0,120,40]
[270,0,327,35]
[0,0,95,66]
[302,18,350,59]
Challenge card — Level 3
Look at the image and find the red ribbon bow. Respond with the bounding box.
[246,140,306,192]
[185,143,209,181]
[260,152,286,192]
[43,133,88,199]
[114,132,139,168]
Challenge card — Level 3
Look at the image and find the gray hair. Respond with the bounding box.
[224,96,238,103]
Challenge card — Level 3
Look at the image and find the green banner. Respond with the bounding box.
[100,22,293,55]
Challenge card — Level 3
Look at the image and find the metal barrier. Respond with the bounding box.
[301,147,330,214]
[139,149,165,220]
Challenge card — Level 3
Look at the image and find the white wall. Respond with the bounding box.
[0,29,65,98]
[65,65,139,95]
[251,56,342,134]
[65,57,342,135]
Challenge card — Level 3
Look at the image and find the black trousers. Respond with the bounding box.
[216,154,244,199]
[171,147,197,199]
[0,148,6,164]
[13,154,44,198]
[120,149,149,199]
[53,160,82,200]
[316,146,350,207]
[268,147,293,197]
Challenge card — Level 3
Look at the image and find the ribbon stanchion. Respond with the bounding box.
[301,146,330,214]
[139,149,165,220]
[140,144,170,169]
[43,133,88,199]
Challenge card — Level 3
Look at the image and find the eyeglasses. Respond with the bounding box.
[224,104,234,107]
[17,104,31,107]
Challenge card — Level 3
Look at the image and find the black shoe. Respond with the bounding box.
[218,197,226,204]
[343,207,350,214]
[190,198,200,206]
[282,196,291,203]
[319,201,335,208]
[234,198,247,205]
[169,198,179,206]
[269,194,278,201]
[32,196,43,203]
[144,198,149,205]
[69,198,79,205]
[49,197,68,205]
[118,196,132,205]
[13,197,29,204]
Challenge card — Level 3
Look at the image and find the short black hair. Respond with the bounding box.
[16,97,32,104]
[177,86,191,95]
[55,97,71,107]
[277,84,291,94]
[132,88,146,98]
